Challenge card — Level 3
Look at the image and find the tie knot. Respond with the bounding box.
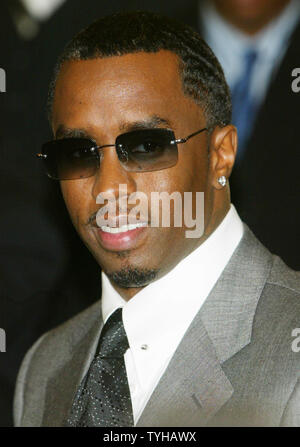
[96,307,129,358]
[244,49,258,71]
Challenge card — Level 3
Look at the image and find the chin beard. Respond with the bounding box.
[106,267,159,288]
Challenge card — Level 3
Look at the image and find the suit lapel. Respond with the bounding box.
[136,315,234,427]
[137,225,273,426]
[199,225,273,363]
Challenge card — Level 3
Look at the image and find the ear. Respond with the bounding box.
[209,125,238,190]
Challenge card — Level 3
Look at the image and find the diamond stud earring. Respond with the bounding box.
[218,176,227,187]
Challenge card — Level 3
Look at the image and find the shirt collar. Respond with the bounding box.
[253,0,300,63]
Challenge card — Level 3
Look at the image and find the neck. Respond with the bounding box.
[112,284,145,301]
[214,0,291,36]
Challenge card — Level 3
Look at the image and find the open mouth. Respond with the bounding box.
[95,220,149,251]
[99,222,148,234]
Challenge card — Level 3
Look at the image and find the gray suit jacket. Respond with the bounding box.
[13,226,300,426]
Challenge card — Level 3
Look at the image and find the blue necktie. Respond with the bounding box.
[231,49,258,162]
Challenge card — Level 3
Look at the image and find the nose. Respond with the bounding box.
[91,145,137,204]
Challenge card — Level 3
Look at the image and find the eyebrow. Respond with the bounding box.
[55,126,91,139]
[119,115,173,132]
[54,115,174,140]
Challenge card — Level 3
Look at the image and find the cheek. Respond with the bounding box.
[134,171,180,200]
[136,152,208,198]
[60,181,91,227]
[174,151,209,193]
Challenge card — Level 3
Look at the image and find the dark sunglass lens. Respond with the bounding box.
[41,138,99,180]
[116,129,178,172]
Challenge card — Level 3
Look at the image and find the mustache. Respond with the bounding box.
[87,190,153,227]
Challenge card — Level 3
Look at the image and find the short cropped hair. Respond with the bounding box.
[47,11,232,129]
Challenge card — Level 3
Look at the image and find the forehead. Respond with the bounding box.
[52,50,203,133]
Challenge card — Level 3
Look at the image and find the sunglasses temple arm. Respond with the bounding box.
[184,127,208,142]
[173,127,208,145]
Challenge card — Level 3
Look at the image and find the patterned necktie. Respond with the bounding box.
[66,307,134,427]
[231,49,258,162]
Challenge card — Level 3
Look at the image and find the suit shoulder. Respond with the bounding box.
[267,255,300,297]
[23,299,101,370]
[14,299,102,426]
[254,255,300,349]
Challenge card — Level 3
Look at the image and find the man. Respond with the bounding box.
[14,11,300,427]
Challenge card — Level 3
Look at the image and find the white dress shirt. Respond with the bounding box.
[101,204,244,424]
[200,0,300,108]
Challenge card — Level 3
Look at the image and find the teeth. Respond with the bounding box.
[100,222,147,233]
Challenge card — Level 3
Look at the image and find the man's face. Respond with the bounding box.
[52,51,219,297]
